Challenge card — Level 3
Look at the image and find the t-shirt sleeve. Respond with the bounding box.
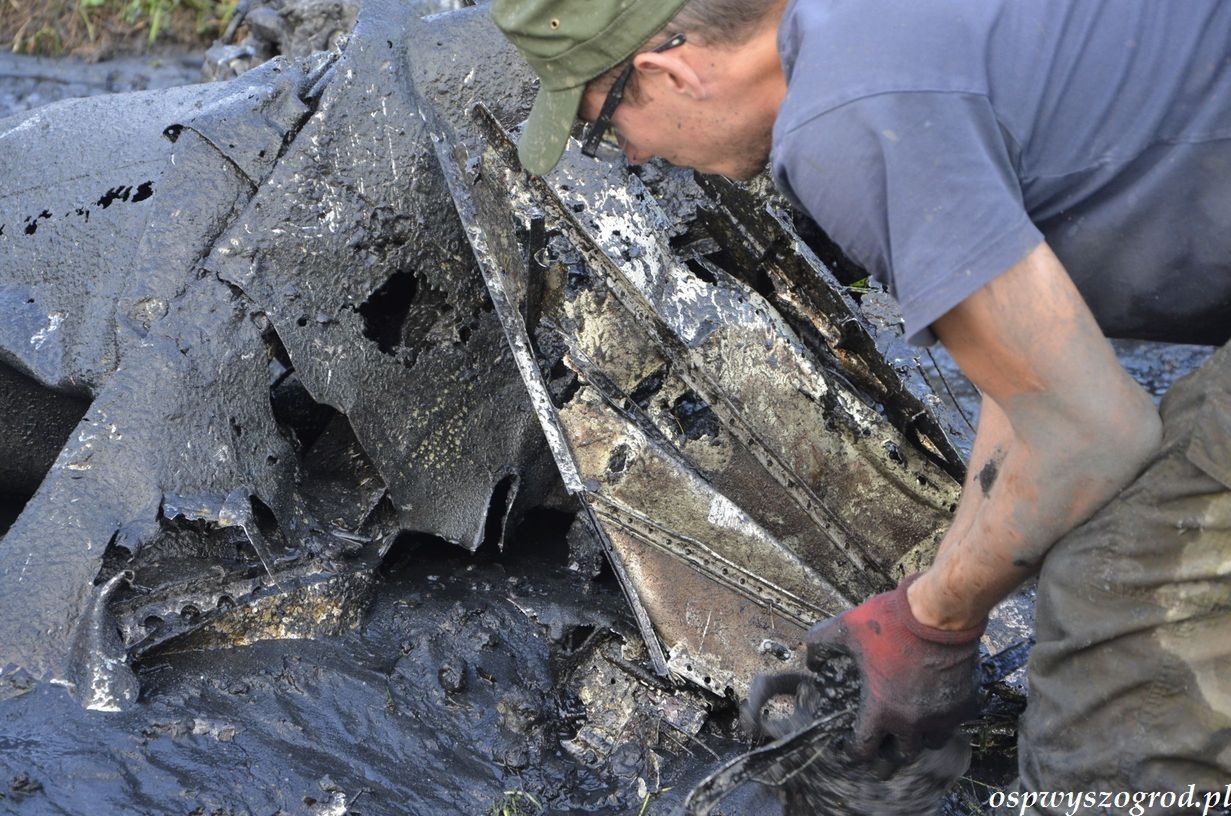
[772,91,1043,346]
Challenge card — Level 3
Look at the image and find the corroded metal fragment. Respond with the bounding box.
[433,102,966,697]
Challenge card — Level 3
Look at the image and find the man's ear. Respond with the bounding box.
[632,50,706,99]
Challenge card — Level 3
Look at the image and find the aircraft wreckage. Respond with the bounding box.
[0,0,1029,770]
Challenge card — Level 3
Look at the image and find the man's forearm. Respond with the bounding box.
[907,393,1027,629]
[908,384,1160,630]
[904,243,1163,631]
[940,394,1014,554]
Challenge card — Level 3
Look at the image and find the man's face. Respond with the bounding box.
[577,69,778,180]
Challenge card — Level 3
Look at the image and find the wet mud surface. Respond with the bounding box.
[0,52,203,118]
[0,544,765,816]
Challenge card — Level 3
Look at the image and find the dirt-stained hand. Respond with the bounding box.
[805,573,985,766]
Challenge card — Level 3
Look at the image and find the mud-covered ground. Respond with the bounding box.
[0,539,768,815]
[0,52,204,117]
[0,50,1218,816]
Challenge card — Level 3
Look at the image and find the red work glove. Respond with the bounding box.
[806,573,985,765]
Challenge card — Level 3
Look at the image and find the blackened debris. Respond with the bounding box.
[131,182,155,203]
[606,443,630,474]
[629,365,667,409]
[670,391,719,441]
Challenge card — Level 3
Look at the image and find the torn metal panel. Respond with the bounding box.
[611,536,807,699]
[0,277,306,687]
[544,157,961,582]
[692,175,973,475]
[172,53,335,186]
[0,38,369,684]
[433,103,963,697]
[0,64,316,681]
[0,58,323,397]
[565,389,841,619]
[407,5,537,136]
[0,2,552,693]
[431,117,670,674]
[113,416,390,661]
[0,83,224,395]
[204,0,551,550]
[116,556,379,657]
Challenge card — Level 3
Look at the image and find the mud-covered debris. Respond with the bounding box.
[686,641,1032,815]
[2,0,1009,740]
[437,656,468,693]
[9,773,43,796]
[433,100,971,699]
[688,660,960,816]
[0,1,549,696]
[563,635,709,769]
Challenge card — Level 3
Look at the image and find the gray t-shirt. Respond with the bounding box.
[771,0,1231,346]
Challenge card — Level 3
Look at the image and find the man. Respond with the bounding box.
[491,0,1231,808]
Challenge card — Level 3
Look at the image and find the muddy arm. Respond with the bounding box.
[907,241,1162,629]
[941,394,1013,558]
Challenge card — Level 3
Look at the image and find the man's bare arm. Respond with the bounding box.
[907,242,1162,629]
[939,394,1013,554]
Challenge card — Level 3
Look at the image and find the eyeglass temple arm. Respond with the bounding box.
[580,33,687,157]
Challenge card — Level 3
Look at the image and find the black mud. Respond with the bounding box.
[0,543,767,815]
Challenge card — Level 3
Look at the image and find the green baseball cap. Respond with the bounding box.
[491,0,689,175]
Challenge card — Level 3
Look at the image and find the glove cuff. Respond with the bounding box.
[895,573,986,646]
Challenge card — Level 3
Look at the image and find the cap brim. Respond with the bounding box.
[517,83,585,176]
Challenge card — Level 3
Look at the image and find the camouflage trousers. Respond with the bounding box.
[1011,340,1231,815]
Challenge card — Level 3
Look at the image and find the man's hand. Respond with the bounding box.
[806,574,985,764]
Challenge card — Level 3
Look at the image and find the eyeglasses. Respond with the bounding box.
[581,33,687,162]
